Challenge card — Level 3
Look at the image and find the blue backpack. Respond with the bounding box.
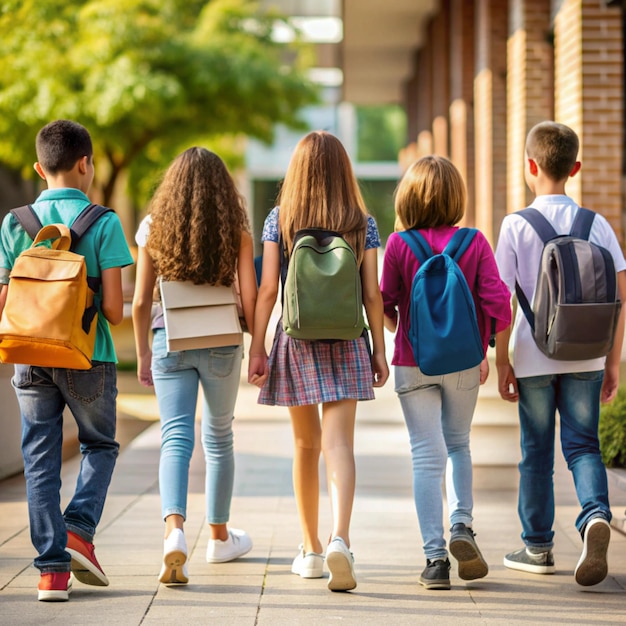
[399,228,485,376]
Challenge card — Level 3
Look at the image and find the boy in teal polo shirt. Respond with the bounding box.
[0,120,134,601]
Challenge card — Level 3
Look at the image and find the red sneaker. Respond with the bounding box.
[38,572,72,601]
[66,531,109,586]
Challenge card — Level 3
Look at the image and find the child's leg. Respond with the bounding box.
[197,345,243,539]
[321,399,357,546]
[557,371,611,530]
[395,366,447,561]
[13,364,70,571]
[441,366,480,526]
[60,362,119,541]
[151,331,199,527]
[288,404,323,554]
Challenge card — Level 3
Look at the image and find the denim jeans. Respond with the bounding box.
[395,364,480,561]
[12,362,119,573]
[516,371,611,549]
[151,329,242,524]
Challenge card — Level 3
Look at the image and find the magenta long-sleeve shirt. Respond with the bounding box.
[380,226,512,367]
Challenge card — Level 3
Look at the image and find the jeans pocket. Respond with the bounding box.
[457,367,480,391]
[65,365,105,403]
[206,347,240,379]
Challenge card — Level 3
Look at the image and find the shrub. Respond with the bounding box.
[599,386,626,468]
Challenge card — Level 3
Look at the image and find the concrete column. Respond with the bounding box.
[431,1,450,157]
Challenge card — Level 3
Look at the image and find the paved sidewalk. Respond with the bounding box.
[1,370,626,625]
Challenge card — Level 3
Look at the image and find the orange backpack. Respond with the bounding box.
[0,204,111,369]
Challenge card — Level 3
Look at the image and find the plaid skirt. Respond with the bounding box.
[258,322,375,406]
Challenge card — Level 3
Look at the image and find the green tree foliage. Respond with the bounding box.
[599,386,626,468]
[0,0,318,206]
[356,105,406,162]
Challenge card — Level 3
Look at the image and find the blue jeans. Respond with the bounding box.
[151,329,242,524]
[12,362,119,573]
[516,371,611,549]
[395,364,480,561]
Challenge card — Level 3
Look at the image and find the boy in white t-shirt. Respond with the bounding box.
[495,121,626,587]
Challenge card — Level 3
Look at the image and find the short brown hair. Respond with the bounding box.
[394,155,466,230]
[525,121,579,182]
[35,120,93,174]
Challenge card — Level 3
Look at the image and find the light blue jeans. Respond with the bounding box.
[151,329,242,524]
[516,371,611,549]
[13,362,119,573]
[395,364,480,561]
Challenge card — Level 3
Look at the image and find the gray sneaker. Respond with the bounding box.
[503,546,555,574]
[449,523,488,580]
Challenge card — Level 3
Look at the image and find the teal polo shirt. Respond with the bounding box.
[0,188,134,363]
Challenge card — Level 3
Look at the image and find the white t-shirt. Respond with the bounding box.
[495,195,626,378]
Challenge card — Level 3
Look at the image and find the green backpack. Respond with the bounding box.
[282,229,365,340]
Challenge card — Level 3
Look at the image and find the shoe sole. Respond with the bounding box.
[66,547,109,586]
[503,555,555,575]
[38,579,73,601]
[326,551,357,591]
[418,577,451,590]
[449,538,489,580]
[159,549,188,585]
[575,520,610,586]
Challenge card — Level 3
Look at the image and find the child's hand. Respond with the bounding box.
[137,353,153,387]
[496,362,518,402]
[479,357,489,385]
[248,353,269,388]
[601,363,619,403]
[371,352,389,387]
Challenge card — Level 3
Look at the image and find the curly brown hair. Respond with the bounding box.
[146,147,250,285]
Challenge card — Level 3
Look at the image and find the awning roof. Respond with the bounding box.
[341,0,438,105]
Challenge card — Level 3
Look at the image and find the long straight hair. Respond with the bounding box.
[277,131,368,262]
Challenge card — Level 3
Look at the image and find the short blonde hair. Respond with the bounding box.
[525,121,579,182]
[394,155,466,230]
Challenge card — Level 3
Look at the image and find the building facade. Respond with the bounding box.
[342,0,625,246]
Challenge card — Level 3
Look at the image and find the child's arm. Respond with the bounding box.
[100,266,124,326]
[495,326,519,402]
[361,248,389,387]
[601,269,626,403]
[237,231,258,336]
[248,240,280,387]
[131,246,157,387]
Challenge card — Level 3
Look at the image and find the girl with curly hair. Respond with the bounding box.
[132,147,257,585]
[248,131,389,591]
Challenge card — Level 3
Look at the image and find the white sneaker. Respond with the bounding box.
[159,528,189,585]
[325,537,357,591]
[206,528,252,563]
[291,544,324,578]
[575,517,610,586]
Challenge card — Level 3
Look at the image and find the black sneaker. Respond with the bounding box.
[503,546,555,574]
[419,558,451,590]
[449,523,489,580]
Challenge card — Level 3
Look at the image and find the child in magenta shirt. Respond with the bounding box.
[381,155,511,590]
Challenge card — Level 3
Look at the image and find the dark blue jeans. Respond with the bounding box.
[516,371,611,549]
[13,362,119,573]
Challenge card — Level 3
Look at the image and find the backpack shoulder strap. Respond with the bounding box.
[70,204,112,248]
[10,205,43,240]
[443,227,477,261]
[517,207,558,242]
[398,229,433,265]
[569,207,595,240]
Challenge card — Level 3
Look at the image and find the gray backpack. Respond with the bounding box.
[515,207,621,360]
